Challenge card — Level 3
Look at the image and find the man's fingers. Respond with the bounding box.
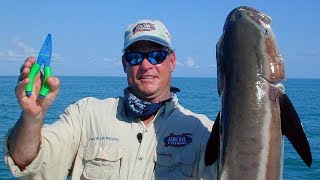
[18,68,30,82]
[46,76,60,95]
[15,78,30,101]
[18,57,36,82]
[39,76,60,109]
[19,57,36,73]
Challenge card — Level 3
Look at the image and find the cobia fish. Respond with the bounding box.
[205,6,312,179]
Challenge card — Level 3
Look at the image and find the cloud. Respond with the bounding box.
[296,50,318,57]
[186,57,200,68]
[0,37,63,63]
[208,63,216,68]
[13,37,37,55]
[176,56,200,69]
[88,57,122,67]
[175,61,185,66]
[0,49,29,62]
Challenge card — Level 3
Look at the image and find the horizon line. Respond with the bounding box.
[0,75,319,80]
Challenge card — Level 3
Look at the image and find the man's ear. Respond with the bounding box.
[122,55,128,73]
[169,51,176,72]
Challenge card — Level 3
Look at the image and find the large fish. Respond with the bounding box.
[205,6,312,179]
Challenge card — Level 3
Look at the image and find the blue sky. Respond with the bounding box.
[1,1,319,78]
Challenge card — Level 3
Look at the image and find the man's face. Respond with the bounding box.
[122,41,176,102]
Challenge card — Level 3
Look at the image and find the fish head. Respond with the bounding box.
[217,6,286,95]
[242,7,286,84]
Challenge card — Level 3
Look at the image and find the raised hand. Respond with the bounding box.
[15,57,60,120]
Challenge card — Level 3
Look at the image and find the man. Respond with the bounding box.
[4,19,216,179]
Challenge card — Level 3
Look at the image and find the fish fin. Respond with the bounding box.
[216,38,224,96]
[280,92,312,167]
[205,112,220,166]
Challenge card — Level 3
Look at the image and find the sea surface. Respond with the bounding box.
[0,76,319,179]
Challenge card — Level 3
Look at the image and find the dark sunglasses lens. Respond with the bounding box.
[125,53,142,65]
[148,51,167,64]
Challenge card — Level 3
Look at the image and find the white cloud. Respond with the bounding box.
[0,49,28,62]
[51,53,63,63]
[183,57,200,68]
[0,37,63,63]
[208,63,216,68]
[175,61,185,67]
[176,57,200,69]
[296,50,318,57]
[13,37,37,55]
[88,57,122,67]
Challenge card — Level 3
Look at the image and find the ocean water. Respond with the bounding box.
[0,76,319,179]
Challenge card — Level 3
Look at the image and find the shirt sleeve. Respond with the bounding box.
[3,98,89,178]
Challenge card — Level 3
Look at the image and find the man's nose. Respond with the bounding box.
[140,57,154,69]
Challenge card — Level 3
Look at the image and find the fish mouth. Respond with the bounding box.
[258,74,285,101]
[258,74,284,90]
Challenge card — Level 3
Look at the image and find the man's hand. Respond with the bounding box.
[16,56,60,120]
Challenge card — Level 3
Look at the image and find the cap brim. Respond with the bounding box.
[123,35,170,51]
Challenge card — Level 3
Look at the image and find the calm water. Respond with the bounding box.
[0,76,319,179]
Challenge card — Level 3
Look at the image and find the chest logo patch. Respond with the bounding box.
[164,133,192,147]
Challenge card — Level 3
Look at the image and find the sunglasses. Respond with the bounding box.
[124,50,172,65]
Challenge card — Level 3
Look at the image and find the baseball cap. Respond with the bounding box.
[123,19,172,51]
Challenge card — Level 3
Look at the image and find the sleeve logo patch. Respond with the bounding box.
[164,133,192,147]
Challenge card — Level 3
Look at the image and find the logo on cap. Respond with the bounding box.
[133,23,156,34]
